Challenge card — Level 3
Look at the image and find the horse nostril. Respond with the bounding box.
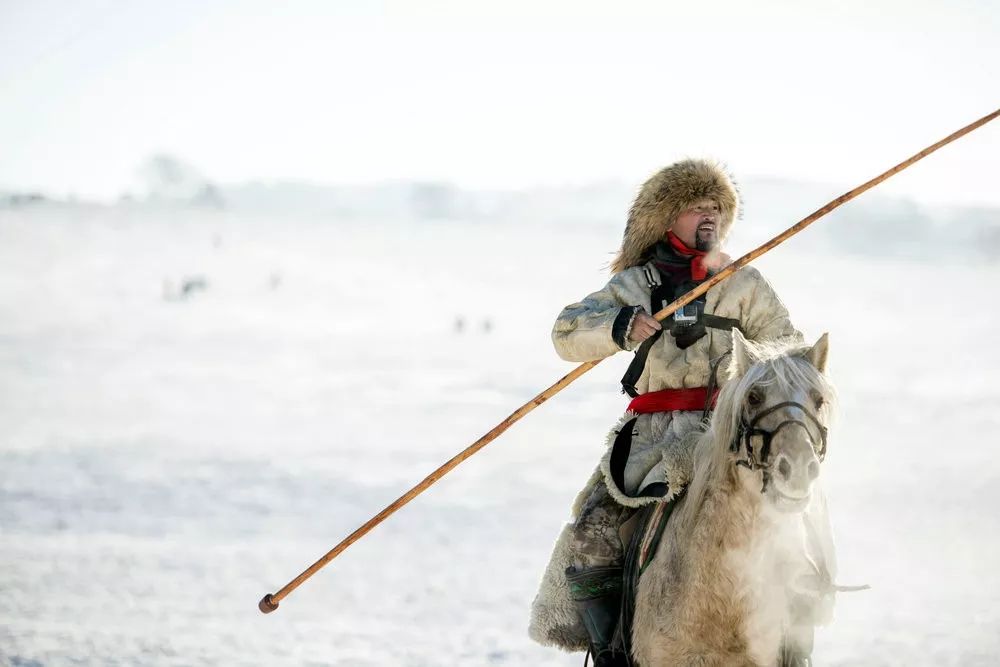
[777,457,792,481]
[807,461,820,480]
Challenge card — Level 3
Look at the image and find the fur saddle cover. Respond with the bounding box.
[528,412,701,651]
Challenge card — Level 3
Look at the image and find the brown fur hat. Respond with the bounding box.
[611,159,740,273]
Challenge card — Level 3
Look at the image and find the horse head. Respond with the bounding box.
[723,329,833,514]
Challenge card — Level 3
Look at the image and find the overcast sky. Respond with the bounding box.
[1,0,997,206]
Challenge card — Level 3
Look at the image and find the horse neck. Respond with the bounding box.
[674,435,768,559]
[676,437,805,603]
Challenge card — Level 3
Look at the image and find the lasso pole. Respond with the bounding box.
[259,106,999,614]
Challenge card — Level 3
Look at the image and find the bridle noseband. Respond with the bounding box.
[733,400,828,493]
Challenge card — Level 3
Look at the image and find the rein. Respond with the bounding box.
[733,401,828,492]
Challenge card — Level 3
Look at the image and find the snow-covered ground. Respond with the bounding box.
[2,205,999,666]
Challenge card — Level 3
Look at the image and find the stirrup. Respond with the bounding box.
[586,646,629,667]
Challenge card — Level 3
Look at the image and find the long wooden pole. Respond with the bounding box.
[259,106,999,614]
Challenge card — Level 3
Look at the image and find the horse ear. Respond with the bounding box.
[805,332,830,373]
[729,328,752,379]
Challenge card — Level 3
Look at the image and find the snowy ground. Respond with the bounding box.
[1,205,999,666]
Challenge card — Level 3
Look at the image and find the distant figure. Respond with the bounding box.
[162,275,209,301]
[180,276,208,298]
[4,192,46,207]
[453,316,466,334]
[268,272,283,290]
[481,318,493,334]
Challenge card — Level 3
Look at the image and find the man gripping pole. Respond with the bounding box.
[259,107,999,616]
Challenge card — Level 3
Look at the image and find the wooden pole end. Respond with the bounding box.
[258,593,280,614]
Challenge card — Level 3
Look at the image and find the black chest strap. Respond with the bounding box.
[621,332,663,398]
[620,266,741,397]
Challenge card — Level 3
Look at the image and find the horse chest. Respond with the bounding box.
[721,537,791,665]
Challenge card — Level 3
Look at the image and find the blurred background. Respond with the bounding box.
[1,1,998,665]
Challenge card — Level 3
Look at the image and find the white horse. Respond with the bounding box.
[631,330,836,667]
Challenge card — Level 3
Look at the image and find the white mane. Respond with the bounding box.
[679,338,836,541]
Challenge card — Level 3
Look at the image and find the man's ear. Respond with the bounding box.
[805,333,830,373]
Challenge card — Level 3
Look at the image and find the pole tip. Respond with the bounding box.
[258,593,279,614]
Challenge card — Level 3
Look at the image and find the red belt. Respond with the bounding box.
[627,387,718,414]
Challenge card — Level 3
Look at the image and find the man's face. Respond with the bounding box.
[671,199,722,251]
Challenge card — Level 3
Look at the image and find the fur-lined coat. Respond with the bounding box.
[557,257,801,500]
[529,160,803,651]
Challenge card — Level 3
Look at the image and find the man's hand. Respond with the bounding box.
[628,311,662,343]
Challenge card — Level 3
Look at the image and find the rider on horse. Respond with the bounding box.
[529,159,830,665]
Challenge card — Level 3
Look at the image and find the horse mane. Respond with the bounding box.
[673,337,837,541]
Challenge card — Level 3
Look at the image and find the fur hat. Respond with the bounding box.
[611,159,740,273]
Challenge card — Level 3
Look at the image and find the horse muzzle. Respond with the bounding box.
[766,439,821,513]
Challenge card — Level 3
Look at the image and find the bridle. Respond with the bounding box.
[732,400,828,493]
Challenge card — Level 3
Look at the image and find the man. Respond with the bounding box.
[529,159,821,665]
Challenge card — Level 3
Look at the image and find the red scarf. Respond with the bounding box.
[666,231,708,281]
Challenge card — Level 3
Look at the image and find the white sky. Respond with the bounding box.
[1,0,997,205]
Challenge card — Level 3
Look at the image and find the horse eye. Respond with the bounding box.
[747,389,763,407]
[811,391,825,409]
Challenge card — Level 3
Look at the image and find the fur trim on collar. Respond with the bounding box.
[611,159,740,274]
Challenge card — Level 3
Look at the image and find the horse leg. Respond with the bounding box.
[780,625,815,667]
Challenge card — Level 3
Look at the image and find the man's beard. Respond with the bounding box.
[695,233,719,252]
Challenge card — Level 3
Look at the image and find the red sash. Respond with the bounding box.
[627,387,718,413]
